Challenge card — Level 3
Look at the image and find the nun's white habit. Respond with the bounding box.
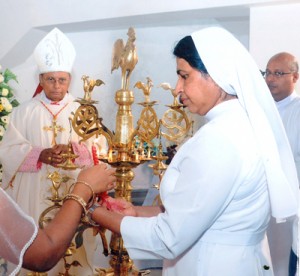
[120,27,299,276]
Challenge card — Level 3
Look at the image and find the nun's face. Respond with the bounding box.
[175,58,223,116]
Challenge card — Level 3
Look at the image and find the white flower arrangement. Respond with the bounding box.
[0,65,19,141]
[0,65,19,187]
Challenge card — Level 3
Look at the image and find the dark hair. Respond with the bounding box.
[173,35,208,74]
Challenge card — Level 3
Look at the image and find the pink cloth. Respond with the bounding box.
[17,143,93,173]
[72,142,93,167]
[18,147,43,172]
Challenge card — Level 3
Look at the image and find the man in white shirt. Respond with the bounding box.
[265,52,299,276]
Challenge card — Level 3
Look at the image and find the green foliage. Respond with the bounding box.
[0,66,19,141]
[0,65,19,185]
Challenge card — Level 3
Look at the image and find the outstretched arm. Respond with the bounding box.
[91,201,164,235]
[22,164,116,272]
[22,184,87,271]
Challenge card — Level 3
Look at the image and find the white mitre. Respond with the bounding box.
[33,27,76,73]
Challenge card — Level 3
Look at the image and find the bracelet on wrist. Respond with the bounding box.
[75,180,96,209]
[68,180,96,209]
[63,193,87,217]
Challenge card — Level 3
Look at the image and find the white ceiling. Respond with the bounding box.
[0,0,298,68]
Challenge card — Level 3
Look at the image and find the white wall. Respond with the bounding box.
[250,3,300,92]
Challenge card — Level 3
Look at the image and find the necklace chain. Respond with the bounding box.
[40,101,69,145]
[40,101,69,119]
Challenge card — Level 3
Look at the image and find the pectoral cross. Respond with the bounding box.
[43,119,65,145]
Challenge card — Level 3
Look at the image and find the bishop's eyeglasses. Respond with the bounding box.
[261,70,294,79]
[43,76,69,85]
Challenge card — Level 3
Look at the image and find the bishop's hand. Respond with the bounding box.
[39,144,69,166]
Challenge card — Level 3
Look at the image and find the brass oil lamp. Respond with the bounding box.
[69,27,192,275]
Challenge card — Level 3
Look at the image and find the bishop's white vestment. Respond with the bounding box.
[0,92,99,276]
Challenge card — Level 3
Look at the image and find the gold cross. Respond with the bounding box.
[43,119,65,145]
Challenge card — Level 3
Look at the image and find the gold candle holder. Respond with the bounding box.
[70,27,192,275]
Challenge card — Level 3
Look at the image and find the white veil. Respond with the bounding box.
[0,188,38,275]
[191,26,298,221]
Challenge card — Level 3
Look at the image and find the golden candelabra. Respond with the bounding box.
[70,27,192,275]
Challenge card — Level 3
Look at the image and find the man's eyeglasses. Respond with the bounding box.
[43,77,69,85]
[261,70,294,78]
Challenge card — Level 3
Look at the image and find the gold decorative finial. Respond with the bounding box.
[159,82,181,107]
[80,75,105,104]
[134,77,153,103]
[111,27,138,90]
